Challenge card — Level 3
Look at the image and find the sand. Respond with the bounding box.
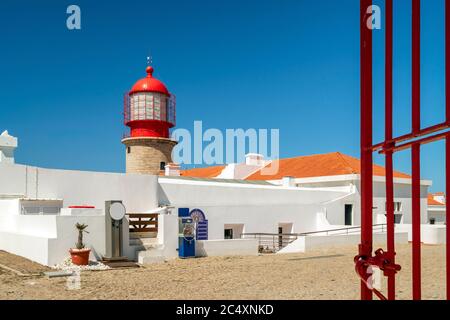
[0,243,446,300]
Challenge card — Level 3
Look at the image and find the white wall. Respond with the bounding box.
[195,239,259,257]
[370,180,429,225]
[0,214,106,266]
[159,178,351,239]
[0,163,159,213]
[156,213,179,258]
[428,207,446,224]
[278,231,409,254]
[396,223,447,244]
[48,215,106,265]
[0,163,160,265]
[288,176,430,228]
[0,199,19,231]
[0,232,50,265]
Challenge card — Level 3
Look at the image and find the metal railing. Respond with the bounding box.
[241,224,388,254]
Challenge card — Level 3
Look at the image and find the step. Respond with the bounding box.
[102,260,140,269]
[129,237,159,247]
[137,249,166,264]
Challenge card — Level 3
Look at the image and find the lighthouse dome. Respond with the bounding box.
[129,66,169,95]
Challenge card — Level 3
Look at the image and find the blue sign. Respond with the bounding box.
[196,220,208,240]
[189,208,208,240]
[178,207,190,217]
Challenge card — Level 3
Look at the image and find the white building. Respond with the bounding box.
[181,152,431,228]
[0,132,438,266]
[0,66,444,267]
[427,192,446,224]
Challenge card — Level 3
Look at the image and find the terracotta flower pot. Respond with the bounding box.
[69,248,91,266]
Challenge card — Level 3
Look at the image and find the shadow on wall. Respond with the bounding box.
[158,184,170,207]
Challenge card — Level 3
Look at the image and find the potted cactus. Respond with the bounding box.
[69,223,91,265]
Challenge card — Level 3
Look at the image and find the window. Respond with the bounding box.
[224,224,244,239]
[160,162,166,170]
[21,205,60,215]
[385,202,402,212]
[127,147,131,154]
[394,214,403,224]
[224,229,233,239]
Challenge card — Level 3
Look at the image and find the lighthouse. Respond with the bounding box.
[122,65,177,175]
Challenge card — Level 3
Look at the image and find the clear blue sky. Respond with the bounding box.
[0,0,447,192]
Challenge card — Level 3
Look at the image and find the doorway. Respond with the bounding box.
[277,223,293,250]
[345,204,353,226]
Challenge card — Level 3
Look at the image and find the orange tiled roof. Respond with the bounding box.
[246,152,411,180]
[180,152,411,180]
[428,193,445,206]
[181,165,226,178]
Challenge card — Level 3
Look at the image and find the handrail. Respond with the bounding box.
[241,224,388,238]
[241,224,388,254]
[297,224,387,236]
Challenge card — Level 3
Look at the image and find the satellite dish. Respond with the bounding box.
[109,202,126,221]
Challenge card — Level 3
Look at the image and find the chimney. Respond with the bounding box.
[165,163,181,176]
[282,176,296,187]
[245,153,264,166]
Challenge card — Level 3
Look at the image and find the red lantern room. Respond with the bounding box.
[124,66,176,138]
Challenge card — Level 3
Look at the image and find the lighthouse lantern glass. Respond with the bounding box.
[129,92,169,122]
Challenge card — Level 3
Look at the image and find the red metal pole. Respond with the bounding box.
[446,134,450,300]
[412,144,422,300]
[360,0,373,300]
[412,0,421,135]
[446,0,450,301]
[411,0,422,300]
[446,0,450,124]
[385,0,395,300]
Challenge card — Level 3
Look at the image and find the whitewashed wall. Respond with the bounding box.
[428,207,446,224]
[0,163,158,212]
[370,180,429,225]
[0,163,159,265]
[195,239,259,257]
[278,231,409,254]
[297,177,429,227]
[158,178,351,239]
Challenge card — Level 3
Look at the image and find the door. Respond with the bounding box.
[345,204,353,226]
[278,227,283,249]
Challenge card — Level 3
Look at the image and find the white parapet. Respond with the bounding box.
[195,239,259,257]
[277,231,409,254]
[396,223,447,244]
[60,208,103,216]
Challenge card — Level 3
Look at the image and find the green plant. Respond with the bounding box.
[75,223,89,250]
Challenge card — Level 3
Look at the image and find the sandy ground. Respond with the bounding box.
[0,243,446,300]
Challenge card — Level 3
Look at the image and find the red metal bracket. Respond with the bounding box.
[354,247,401,300]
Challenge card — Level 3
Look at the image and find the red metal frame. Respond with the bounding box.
[359,0,374,301]
[385,0,395,300]
[358,0,450,300]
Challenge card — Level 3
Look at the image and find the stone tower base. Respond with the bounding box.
[122,137,177,175]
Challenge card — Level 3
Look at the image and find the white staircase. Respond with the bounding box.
[129,236,170,264]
